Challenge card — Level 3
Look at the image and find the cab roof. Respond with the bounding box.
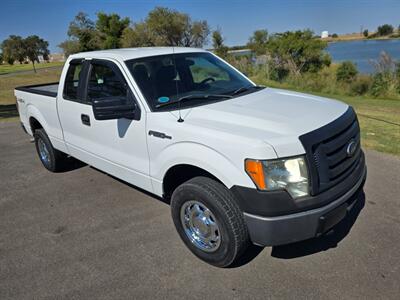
[69,47,208,61]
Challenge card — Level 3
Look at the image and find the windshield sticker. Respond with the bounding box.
[158,96,170,103]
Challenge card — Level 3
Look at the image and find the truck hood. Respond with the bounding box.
[184,88,349,157]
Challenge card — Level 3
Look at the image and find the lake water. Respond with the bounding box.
[327,39,400,74]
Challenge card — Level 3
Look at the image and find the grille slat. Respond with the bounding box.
[328,145,361,179]
[326,133,360,165]
[323,120,359,154]
[299,107,362,195]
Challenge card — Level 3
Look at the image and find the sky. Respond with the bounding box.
[1,0,399,53]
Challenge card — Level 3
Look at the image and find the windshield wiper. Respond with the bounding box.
[229,85,265,96]
[155,94,232,109]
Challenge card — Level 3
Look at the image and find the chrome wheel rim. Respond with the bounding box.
[38,138,50,166]
[180,201,221,252]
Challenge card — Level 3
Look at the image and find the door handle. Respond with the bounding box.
[81,114,91,126]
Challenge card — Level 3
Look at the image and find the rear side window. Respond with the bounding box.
[63,61,83,101]
[87,63,127,101]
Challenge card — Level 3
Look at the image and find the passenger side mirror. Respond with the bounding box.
[92,90,141,121]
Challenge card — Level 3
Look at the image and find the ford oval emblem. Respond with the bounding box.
[346,140,357,157]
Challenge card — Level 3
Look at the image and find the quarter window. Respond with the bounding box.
[63,61,83,101]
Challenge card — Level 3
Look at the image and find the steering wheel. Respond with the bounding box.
[199,77,215,85]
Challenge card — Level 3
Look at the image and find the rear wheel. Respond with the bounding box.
[34,129,66,172]
[171,176,249,267]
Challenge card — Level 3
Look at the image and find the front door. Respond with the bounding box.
[58,58,152,192]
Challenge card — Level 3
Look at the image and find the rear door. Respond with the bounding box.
[58,58,152,192]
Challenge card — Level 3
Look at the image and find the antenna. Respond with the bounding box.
[172,46,184,123]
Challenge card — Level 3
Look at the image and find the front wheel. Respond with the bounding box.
[171,176,249,267]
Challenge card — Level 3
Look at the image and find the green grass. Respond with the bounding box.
[0,62,64,75]
[252,78,400,156]
[0,68,62,105]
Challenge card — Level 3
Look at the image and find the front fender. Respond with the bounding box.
[150,141,256,196]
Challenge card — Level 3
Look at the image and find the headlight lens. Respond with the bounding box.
[245,156,309,199]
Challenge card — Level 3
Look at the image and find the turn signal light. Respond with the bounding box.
[245,159,266,190]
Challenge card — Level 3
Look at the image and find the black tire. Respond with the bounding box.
[34,129,66,172]
[171,176,249,267]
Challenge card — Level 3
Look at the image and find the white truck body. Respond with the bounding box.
[15,48,366,266]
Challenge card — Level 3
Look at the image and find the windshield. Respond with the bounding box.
[125,52,256,111]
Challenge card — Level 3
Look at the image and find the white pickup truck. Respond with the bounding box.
[15,47,366,267]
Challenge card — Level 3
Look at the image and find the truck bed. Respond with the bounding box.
[15,82,59,98]
[14,82,64,146]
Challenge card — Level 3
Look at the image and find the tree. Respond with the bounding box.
[146,7,209,47]
[146,7,187,46]
[1,35,25,64]
[58,40,81,57]
[121,23,156,48]
[363,29,369,37]
[332,33,338,38]
[377,24,394,36]
[1,39,15,64]
[212,29,228,58]
[247,29,268,55]
[24,35,50,72]
[336,61,358,83]
[96,12,130,49]
[0,52,3,64]
[266,30,330,75]
[182,20,210,47]
[59,12,100,55]
[121,7,210,48]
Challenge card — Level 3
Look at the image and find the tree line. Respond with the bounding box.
[0,35,50,72]
[1,5,399,99]
[58,5,330,78]
[58,7,210,56]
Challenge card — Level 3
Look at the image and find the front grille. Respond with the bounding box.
[299,107,362,195]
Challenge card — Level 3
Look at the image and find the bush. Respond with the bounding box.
[350,76,372,95]
[336,61,358,83]
[371,73,390,97]
[332,33,338,38]
[227,55,255,76]
[266,30,330,75]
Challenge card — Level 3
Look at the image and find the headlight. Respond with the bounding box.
[245,156,309,199]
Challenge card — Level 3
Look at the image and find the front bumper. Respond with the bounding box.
[231,153,366,246]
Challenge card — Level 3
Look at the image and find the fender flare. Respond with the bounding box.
[152,141,254,191]
[26,104,50,136]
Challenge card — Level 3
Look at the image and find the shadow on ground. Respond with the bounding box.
[0,104,18,119]
[59,157,87,172]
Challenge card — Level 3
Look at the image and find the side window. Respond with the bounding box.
[189,56,229,83]
[63,61,83,101]
[87,62,128,101]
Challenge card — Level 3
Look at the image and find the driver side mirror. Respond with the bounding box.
[92,90,141,121]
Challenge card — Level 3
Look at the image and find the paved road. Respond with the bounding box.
[0,122,399,299]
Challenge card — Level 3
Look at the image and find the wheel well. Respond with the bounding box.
[163,164,222,199]
[29,117,43,133]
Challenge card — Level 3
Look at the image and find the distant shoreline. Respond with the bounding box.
[323,34,400,43]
